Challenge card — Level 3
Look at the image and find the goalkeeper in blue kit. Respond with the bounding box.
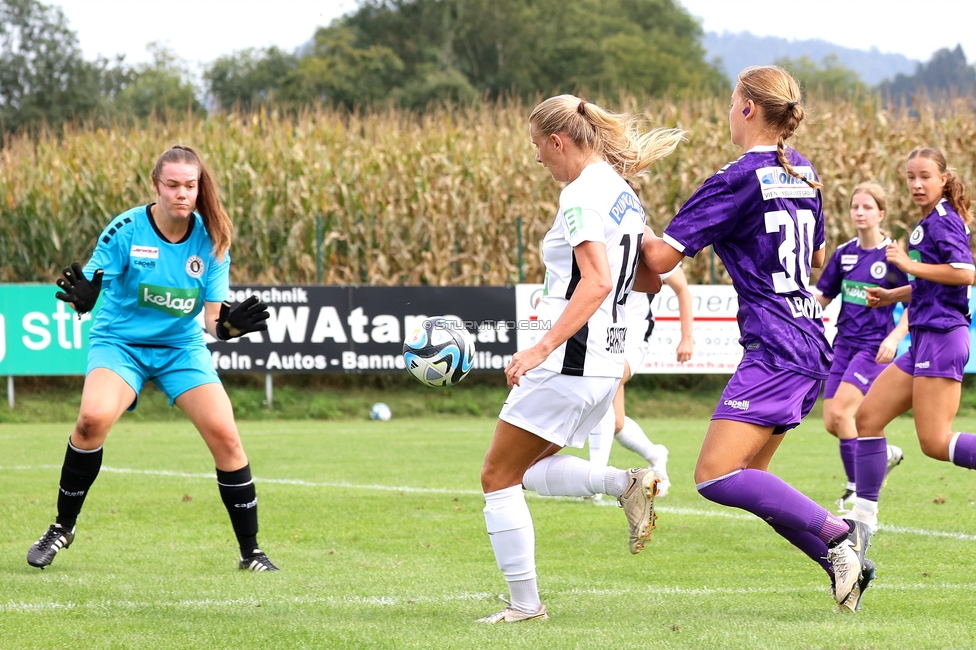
[27,145,279,572]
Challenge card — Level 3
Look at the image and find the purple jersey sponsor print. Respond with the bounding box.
[906,199,975,332]
[663,146,831,379]
[816,238,909,348]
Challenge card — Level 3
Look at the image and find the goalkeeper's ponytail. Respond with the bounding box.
[152,145,233,261]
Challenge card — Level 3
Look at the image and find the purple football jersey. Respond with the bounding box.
[906,199,974,332]
[663,146,831,378]
[816,238,909,347]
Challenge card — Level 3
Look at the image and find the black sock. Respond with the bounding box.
[216,465,259,557]
[55,440,103,529]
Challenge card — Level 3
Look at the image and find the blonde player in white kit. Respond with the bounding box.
[477,95,684,624]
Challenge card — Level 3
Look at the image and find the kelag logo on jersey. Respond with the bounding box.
[608,191,644,225]
[138,283,200,317]
[840,279,876,306]
[755,166,817,200]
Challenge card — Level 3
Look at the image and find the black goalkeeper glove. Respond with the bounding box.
[216,295,269,340]
[55,261,103,314]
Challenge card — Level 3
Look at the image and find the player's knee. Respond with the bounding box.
[917,435,949,461]
[693,461,718,487]
[853,408,876,435]
[823,413,838,435]
[481,459,520,493]
[204,425,243,455]
[74,410,113,443]
[480,461,500,492]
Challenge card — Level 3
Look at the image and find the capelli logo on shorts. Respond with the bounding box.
[853,372,869,385]
[723,399,750,411]
[915,361,931,369]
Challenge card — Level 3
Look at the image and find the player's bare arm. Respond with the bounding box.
[664,269,694,362]
[640,227,683,275]
[876,308,909,363]
[886,242,974,285]
[632,256,662,293]
[811,246,825,268]
[866,285,911,307]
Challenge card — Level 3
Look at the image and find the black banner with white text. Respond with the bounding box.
[206,285,518,373]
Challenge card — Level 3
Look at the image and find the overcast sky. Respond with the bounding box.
[53,0,976,69]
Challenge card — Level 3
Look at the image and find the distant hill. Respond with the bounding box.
[704,31,918,86]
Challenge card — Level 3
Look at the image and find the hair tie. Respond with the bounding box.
[787,101,799,110]
[578,100,586,115]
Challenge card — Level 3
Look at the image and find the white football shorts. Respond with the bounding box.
[499,368,619,448]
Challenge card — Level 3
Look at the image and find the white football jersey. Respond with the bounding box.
[537,161,646,377]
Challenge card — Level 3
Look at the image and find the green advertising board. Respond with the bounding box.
[0,284,96,376]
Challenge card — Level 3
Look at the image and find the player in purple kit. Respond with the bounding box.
[642,65,874,611]
[848,148,976,533]
[813,182,909,512]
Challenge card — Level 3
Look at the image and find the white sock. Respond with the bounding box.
[949,432,961,463]
[846,481,856,491]
[522,455,605,497]
[615,417,657,463]
[853,497,879,514]
[483,486,540,613]
[604,468,630,498]
[587,408,616,467]
[507,578,541,613]
[886,444,898,462]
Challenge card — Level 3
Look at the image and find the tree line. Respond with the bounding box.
[1,0,974,136]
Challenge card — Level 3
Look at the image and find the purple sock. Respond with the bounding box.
[855,437,888,501]
[697,469,849,546]
[768,523,832,578]
[839,438,857,485]
[950,433,976,469]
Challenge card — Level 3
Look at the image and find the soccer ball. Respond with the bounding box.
[370,402,392,421]
[402,317,476,387]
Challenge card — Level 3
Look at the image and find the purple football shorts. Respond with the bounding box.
[824,342,889,398]
[712,355,822,435]
[894,326,970,382]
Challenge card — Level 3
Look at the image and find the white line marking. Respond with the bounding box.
[3,465,975,539]
[4,581,976,614]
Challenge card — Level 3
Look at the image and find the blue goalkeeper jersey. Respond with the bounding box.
[83,204,230,347]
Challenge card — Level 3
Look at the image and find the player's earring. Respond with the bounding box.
[742,107,750,116]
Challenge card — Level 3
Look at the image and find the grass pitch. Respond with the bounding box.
[2,414,975,649]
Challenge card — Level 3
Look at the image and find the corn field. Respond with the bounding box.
[1,96,974,286]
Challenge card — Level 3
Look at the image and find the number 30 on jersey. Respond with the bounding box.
[765,209,815,293]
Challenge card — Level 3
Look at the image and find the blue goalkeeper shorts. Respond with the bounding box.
[87,338,221,410]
